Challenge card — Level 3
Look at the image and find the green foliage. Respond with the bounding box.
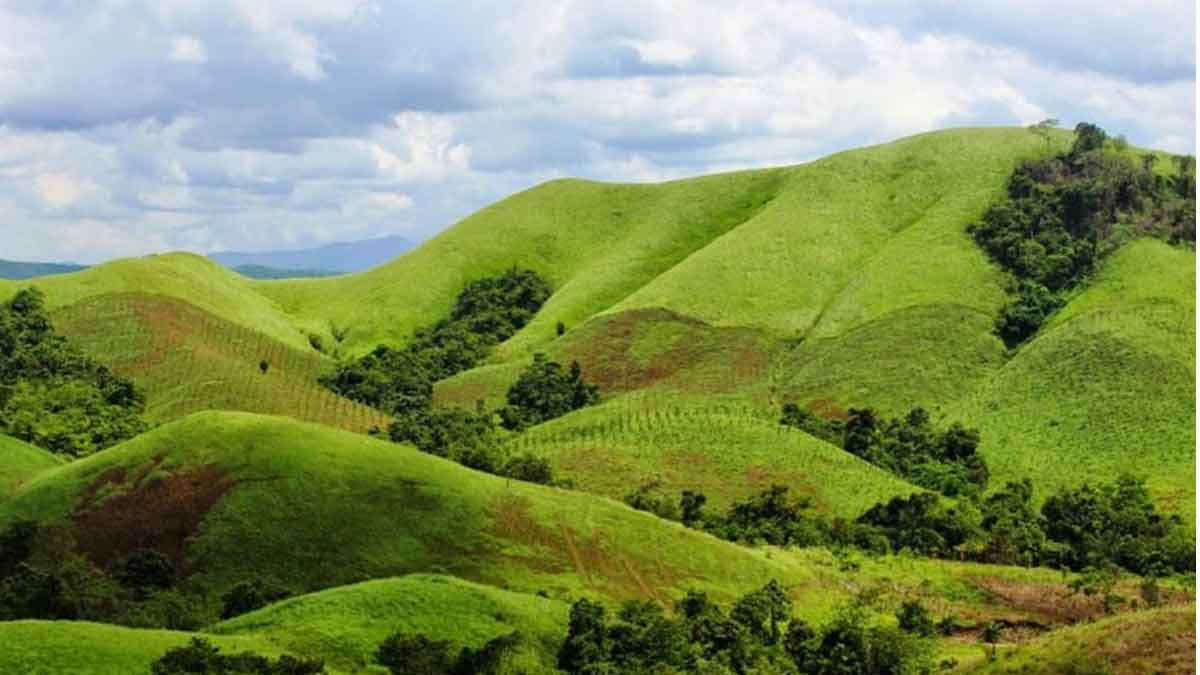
[499,354,599,431]
[970,121,1195,346]
[0,287,146,456]
[115,549,176,599]
[1041,474,1193,575]
[838,407,988,497]
[557,585,934,675]
[980,479,1046,566]
[623,479,680,521]
[151,637,324,674]
[221,579,292,620]
[779,403,842,445]
[894,600,935,637]
[320,345,433,416]
[375,632,457,674]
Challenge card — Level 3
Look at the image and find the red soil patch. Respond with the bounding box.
[806,397,850,421]
[72,459,236,574]
[560,308,770,395]
[486,494,682,604]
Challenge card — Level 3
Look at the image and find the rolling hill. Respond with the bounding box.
[1,126,1192,522]
[0,434,62,499]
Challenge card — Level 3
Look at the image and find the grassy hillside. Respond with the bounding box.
[969,604,1196,675]
[213,574,568,673]
[0,411,842,607]
[51,292,388,432]
[0,434,62,499]
[0,575,567,674]
[953,239,1196,518]
[257,168,792,358]
[504,397,920,515]
[0,253,314,351]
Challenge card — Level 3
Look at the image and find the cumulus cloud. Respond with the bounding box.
[0,0,1192,263]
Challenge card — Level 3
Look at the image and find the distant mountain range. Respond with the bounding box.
[0,259,86,279]
[209,234,415,274]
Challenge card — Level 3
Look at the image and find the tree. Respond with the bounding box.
[500,354,599,431]
[1028,118,1059,146]
[680,490,708,528]
[895,600,934,637]
[376,633,455,675]
[259,359,269,374]
[558,599,609,674]
[115,549,174,599]
[730,580,792,645]
[981,622,1002,661]
[220,579,291,620]
[1070,122,1107,157]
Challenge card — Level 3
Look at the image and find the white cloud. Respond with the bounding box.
[168,35,207,64]
[0,0,1191,263]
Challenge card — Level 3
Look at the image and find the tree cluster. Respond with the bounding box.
[558,582,934,674]
[972,122,1196,346]
[0,287,147,456]
[781,404,987,498]
[374,630,527,675]
[499,353,599,431]
[152,638,324,675]
[320,268,574,484]
[0,520,292,629]
[320,267,553,415]
[623,469,1192,577]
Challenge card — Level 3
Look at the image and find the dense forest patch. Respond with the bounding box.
[0,288,147,456]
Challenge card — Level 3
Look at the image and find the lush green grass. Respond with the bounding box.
[505,396,920,516]
[0,433,62,499]
[0,253,315,351]
[951,239,1196,519]
[257,168,792,358]
[0,621,276,675]
[0,411,854,608]
[0,575,566,674]
[213,574,567,673]
[51,292,389,432]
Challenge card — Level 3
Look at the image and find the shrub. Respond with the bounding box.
[221,579,292,620]
[499,355,599,431]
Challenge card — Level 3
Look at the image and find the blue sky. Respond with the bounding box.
[0,1,1194,263]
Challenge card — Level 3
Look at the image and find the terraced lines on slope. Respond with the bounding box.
[0,252,313,350]
[504,396,920,516]
[52,293,389,432]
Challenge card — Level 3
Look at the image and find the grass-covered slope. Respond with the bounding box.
[953,239,1196,517]
[257,168,791,357]
[0,411,854,606]
[0,434,62,499]
[969,604,1196,675]
[213,574,568,673]
[51,293,388,432]
[505,398,920,515]
[0,253,313,351]
[0,575,567,674]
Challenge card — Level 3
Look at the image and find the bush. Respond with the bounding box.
[152,637,324,674]
[499,355,599,431]
[221,579,292,620]
[895,600,935,637]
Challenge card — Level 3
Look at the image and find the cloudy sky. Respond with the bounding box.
[0,1,1194,263]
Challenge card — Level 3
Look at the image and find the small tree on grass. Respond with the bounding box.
[259,359,269,374]
[982,622,1002,661]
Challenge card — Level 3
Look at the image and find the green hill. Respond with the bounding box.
[0,434,62,499]
[0,575,566,674]
[0,253,315,351]
[213,574,568,673]
[50,292,388,432]
[969,603,1195,675]
[0,411,839,606]
[952,239,1196,517]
